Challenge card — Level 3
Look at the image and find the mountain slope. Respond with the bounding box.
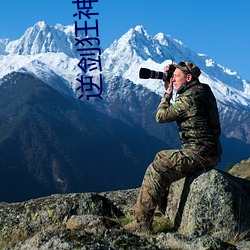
[101,25,250,145]
[1,22,249,109]
[1,22,249,111]
[5,21,78,58]
[99,76,250,170]
[0,72,168,202]
[0,21,101,94]
[102,25,250,109]
[0,22,249,201]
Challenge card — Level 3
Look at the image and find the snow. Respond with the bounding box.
[0,53,81,92]
[0,21,249,111]
[205,59,215,67]
[101,25,250,110]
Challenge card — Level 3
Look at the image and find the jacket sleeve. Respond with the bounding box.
[156,93,195,123]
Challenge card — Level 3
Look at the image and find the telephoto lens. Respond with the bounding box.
[139,65,176,82]
[139,68,167,80]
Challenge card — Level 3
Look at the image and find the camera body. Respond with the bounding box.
[139,65,176,82]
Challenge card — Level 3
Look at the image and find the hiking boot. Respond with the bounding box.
[124,219,152,234]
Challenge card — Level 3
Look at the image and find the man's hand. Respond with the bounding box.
[163,65,173,94]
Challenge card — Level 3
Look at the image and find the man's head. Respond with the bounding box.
[172,61,201,90]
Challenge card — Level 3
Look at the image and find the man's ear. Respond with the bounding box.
[186,74,193,82]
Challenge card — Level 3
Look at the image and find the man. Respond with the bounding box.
[124,61,222,233]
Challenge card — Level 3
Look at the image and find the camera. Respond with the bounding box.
[139,65,176,82]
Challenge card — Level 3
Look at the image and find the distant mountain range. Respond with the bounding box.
[0,21,249,201]
[0,72,167,202]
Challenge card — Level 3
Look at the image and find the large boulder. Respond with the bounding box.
[1,169,250,249]
[165,169,250,241]
[0,193,124,248]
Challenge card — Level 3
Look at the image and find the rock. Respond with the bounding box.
[4,228,161,250]
[65,214,120,230]
[1,168,250,249]
[100,188,140,215]
[165,169,250,241]
[229,158,250,180]
[235,240,250,250]
[0,193,124,248]
[156,232,227,250]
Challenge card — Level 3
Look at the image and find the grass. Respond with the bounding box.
[113,214,174,235]
[152,216,174,234]
[225,230,250,245]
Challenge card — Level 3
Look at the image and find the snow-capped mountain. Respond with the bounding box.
[0,21,101,95]
[102,25,250,110]
[1,21,249,109]
[0,22,250,146]
[0,21,249,200]
[5,21,77,57]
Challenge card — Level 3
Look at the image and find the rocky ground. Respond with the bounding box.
[0,168,250,249]
[229,158,250,180]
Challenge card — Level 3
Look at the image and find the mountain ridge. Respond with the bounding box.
[0,22,249,201]
[0,72,169,202]
[1,22,249,109]
[1,21,250,148]
[5,21,78,57]
[102,25,250,110]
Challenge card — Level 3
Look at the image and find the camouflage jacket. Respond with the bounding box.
[156,80,222,157]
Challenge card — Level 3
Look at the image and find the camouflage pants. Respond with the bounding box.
[134,149,220,223]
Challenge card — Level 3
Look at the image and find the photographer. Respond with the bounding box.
[125,61,222,233]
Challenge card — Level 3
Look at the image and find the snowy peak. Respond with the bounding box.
[0,21,84,93]
[3,21,102,60]
[4,21,79,58]
[102,25,250,110]
[154,32,184,47]
[102,25,200,78]
[0,22,249,110]
[102,25,168,79]
[103,26,161,62]
[0,21,103,93]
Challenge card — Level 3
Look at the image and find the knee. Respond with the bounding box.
[145,163,160,180]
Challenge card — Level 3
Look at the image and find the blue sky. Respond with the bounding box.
[1,0,250,81]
